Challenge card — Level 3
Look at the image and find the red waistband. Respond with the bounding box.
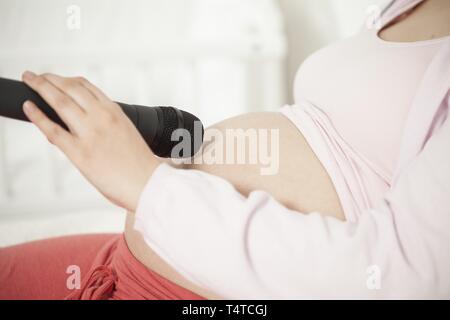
[65,234,204,300]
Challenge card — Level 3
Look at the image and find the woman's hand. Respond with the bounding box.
[22,71,160,212]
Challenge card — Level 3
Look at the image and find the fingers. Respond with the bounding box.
[23,100,76,156]
[22,71,86,133]
[42,73,100,109]
[75,76,110,101]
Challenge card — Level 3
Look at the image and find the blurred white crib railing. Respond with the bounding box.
[0,0,287,216]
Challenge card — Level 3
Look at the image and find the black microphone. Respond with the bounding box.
[0,77,204,158]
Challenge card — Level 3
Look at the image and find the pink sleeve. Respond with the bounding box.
[134,115,450,299]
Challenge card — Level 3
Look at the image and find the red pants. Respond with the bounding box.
[0,234,205,300]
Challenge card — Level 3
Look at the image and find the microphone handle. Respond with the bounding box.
[0,77,163,154]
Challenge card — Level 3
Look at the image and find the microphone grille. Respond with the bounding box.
[154,107,204,158]
[155,107,180,158]
[180,110,204,157]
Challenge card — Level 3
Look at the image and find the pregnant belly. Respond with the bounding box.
[124,111,344,299]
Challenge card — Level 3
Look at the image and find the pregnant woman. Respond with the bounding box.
[1,0,449,299]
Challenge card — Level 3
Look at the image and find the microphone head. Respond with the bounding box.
[179,109,205,158]
[154,107,204,158]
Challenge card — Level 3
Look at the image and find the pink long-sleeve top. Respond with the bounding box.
[134,0,450,299]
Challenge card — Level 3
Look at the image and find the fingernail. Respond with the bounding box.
[23,71,36,81]
[23,101,35,113]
